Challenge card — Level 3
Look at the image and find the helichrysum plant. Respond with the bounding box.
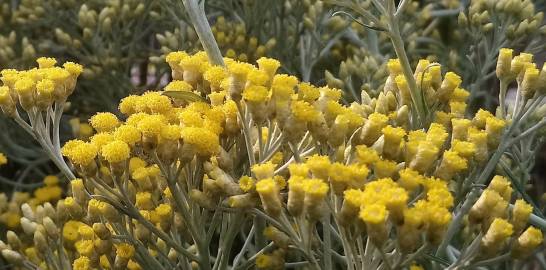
[0,0,545,270]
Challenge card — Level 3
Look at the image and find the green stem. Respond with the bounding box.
[322,215,332,270]
[181,0,224,66]
[386,12,426,127]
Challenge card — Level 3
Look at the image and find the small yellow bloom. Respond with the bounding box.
[165,80,193,92]
[90,112,120,133]
[36,57,57,68]
[114,125,142,146]
[239,176,255,192]
[73,256,91,270]
[256,178,282,217]
[181,127,220,156]
[482,218,513,250]
[116,243,135,259]
[101,140,130,163]
[512,226,543,259]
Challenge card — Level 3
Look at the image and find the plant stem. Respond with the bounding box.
[181,0,224,66]
[386,8,426,127]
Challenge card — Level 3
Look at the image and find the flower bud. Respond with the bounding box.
[6,231,22,250]
[256,178,282,217]
[496,48,514,81]
[512,226,543,259]
[481,218,513,255]
[512,199,533,233]
[359,204,388,244]
[304,179,329,220]
[1,250,23,266]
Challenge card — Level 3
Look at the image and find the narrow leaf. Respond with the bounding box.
[162,91,206,103]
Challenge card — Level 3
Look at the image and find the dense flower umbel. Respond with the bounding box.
[0,48,545,270]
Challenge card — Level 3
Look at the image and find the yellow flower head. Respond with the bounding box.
[239,176,255,192]
[252,162,276,180]
[440,150,468,172]
[228,61,253,81]
[101,140,130,163]
[298,82,321,102]
[119,95,140,115]
[382,125,406,143]
[128,157,147,173]
[165,51,188,67]
[75,240,95,256]
[36,79,55,96]
[256,178,279,195]
[243,85,269,103]
[450,140,476,159]
[137,114,166,136]
[0,86,11,104]
[256,254,274,269]
[155,203,173,221]
[288,163,309,178]
[135,192,153,210]
[73,256,91,270]
[374,159,398,178]
[116,243,135,259]
[165,80,193,92]
[181,127,220,156]
[160,124,181,141]
[344,189,364,208]
[63,62,84,76]
[473,109,494,128]
[360,204,388,225]
[247,69,269,86]
[203,66,227,89]
[355,145,380,165]
[512,199,533,230]
[397,168,423,191]
[291,100,320,123]
[256,57,281,78]
[180,55,204,74]
[114,125,142,146]
[305,155,331,180]
[37,57,57,68]
[426,123,448,149]
[450,87,470,102]
[78,224,95,240]
[426,188,454,208]
[387,59,402,76]
[90,112,120,133]
[496,48,513,79]
[14,76,35,95]
[140,91,173,114]
[64,141,98,166]
[485,218,513,243]
[442,72,462,90]
[304,178,329,200]
[517,226,543,250]
[63,220,84,242]
[272,74,299,92]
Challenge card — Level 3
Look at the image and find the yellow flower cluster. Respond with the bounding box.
[0,57,82,115]
[468,175,543,256]
[0,48,544,270]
